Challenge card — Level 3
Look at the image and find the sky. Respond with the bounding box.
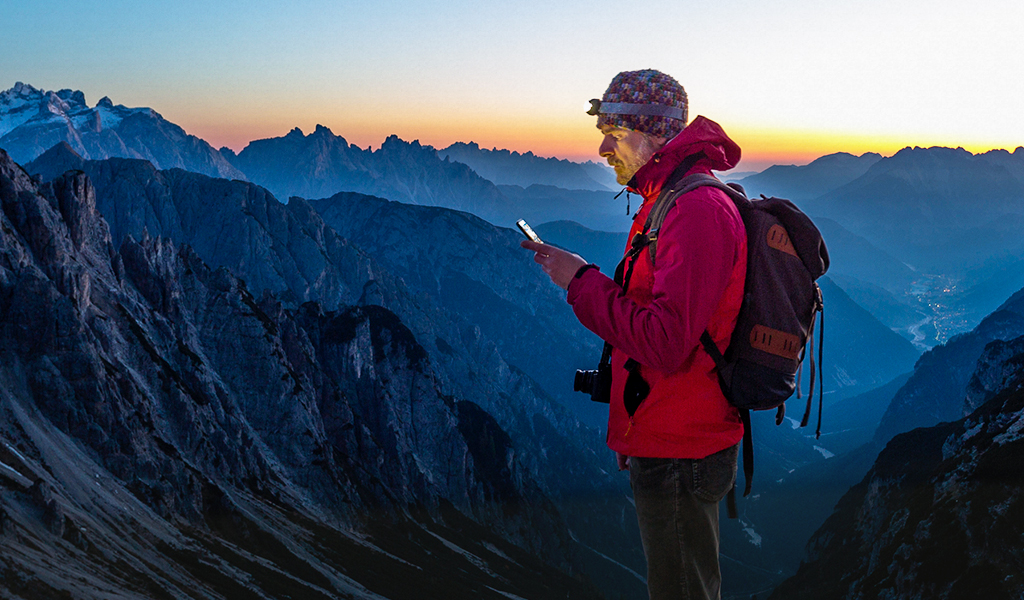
[3,0,1024,172]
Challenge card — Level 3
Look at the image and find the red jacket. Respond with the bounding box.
[567,116,746,459]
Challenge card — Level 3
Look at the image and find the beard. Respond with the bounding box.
[609,134,661,185]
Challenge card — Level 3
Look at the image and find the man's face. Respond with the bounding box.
[599,125,664,185]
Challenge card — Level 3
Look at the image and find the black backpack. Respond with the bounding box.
[633,170,829,514]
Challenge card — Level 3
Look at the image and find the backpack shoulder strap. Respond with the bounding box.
[645,173,750,265]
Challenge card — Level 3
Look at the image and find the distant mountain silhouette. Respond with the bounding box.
[534,220,628,274]
[500,184,630,232]
[222,126,517,224]
[735,152,882,201]
[439,141,616,191]
[0,82,243,180]
[810,146,1024,273]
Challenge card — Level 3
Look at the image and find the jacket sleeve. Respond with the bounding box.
[566,190,742,374]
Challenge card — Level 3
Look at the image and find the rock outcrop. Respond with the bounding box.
[769,333,1024,600]
[0,83,243,180]
[0,148,608,599]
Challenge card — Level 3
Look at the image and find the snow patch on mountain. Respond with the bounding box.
[0,83,152,136]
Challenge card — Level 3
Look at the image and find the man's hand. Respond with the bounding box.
[521,240,588,290]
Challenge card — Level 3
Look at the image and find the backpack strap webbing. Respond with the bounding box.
[644,172,750,266]
[700,330,757,502]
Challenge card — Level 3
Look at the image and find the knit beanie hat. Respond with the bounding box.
[589,69,688,139]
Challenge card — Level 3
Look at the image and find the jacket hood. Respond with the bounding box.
[630,116,741,200]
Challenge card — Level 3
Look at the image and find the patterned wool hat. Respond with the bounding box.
[588,69,688,139]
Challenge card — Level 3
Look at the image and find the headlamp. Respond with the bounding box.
[587,99,686,121]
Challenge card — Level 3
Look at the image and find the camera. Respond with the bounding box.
[574,363,611,404]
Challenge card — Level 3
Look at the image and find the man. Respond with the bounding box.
[521,69,746,600]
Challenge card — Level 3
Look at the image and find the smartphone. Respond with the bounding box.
[516,219,542,243]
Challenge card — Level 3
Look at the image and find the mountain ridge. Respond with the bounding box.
[0,148,608,597]
[768,332,1024,600]
[21,145,650,598]
[0,82,243,181]
[439,141,617,191]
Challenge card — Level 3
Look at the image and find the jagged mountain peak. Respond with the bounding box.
[0,84,241,180]
[229,127,515,222]
[381,133,425,150]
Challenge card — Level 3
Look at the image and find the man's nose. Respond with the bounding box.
[599,136,615,157]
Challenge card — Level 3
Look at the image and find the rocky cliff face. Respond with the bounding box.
[19,145,650,598]
[0,83,243,181]
[769,333,1024,600]
[0,148,612,598]
[305,192,609,428]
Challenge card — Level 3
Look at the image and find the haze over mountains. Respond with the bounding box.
[3,83,1024,599]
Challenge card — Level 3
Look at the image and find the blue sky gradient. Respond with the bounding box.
[4,0,1023,170]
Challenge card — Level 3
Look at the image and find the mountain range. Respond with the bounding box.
[5,81,1024,599]
[732,151,882,201]
[220,125,632,232]
[809,146,1024,274]
[0,82,242,180]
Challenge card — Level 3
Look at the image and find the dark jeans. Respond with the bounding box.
[629,444,739,600]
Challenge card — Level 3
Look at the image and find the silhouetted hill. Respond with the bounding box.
[534,220,628,274]
[500,184,631,233]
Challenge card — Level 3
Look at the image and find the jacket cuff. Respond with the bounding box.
[566,264,600,302]
[574,264,600,279]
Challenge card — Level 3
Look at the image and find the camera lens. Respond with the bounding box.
[574,370,594,394]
